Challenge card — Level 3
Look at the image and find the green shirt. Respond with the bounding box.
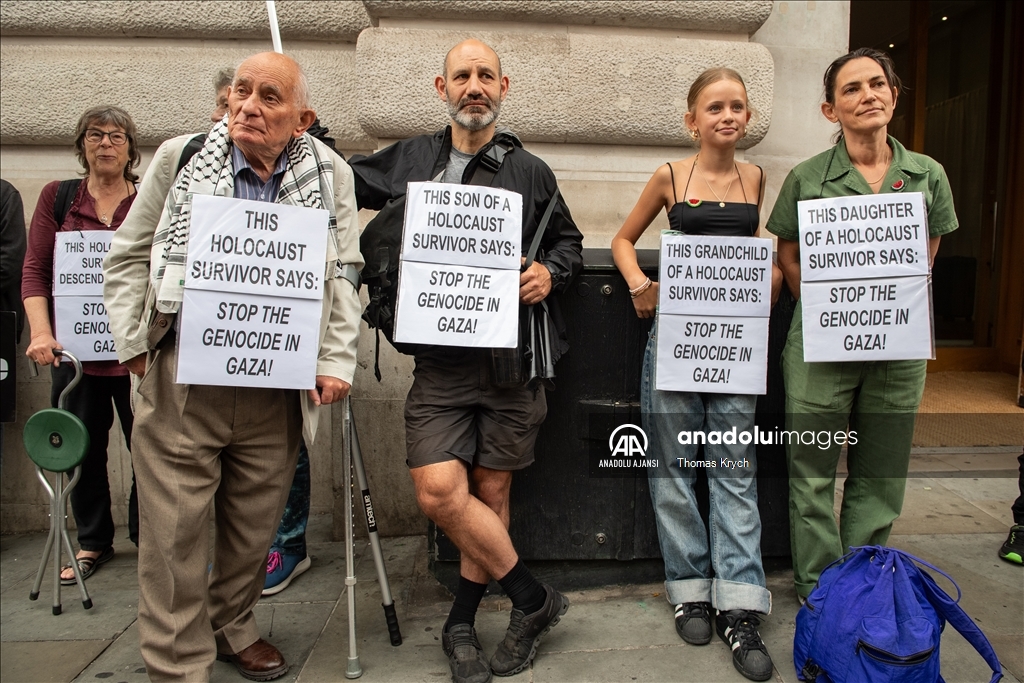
[766,136,958,241]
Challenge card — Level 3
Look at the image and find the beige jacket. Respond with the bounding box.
[103,133,363,445]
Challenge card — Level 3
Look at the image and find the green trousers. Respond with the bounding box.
[782,300,926,598]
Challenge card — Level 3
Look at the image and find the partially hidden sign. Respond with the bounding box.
[52,231,116,361]
[656,233,773,394]
[798,192,933,362]
[394,182,523,348]
[178,195,329,388]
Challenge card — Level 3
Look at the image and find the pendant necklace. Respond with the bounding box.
[695,154,737,207]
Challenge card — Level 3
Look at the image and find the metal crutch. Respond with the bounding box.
[23,349,93,614]
[341,398,404,679]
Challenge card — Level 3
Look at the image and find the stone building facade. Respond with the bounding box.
[0,0,848,536]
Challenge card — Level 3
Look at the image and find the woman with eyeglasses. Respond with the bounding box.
[22,105,141,585]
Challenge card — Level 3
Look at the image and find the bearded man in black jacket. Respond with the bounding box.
[349,39,583,683]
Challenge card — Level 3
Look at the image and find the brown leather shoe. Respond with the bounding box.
[216,638,288,681]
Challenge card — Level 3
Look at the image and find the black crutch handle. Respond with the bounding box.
[383,603,402,646]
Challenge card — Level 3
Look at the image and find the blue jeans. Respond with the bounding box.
[641,322,771,613]
[272,441,309,556]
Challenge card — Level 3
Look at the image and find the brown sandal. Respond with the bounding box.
[60,547,114,585]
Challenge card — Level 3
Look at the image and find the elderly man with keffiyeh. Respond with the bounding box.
[104,52,362,683]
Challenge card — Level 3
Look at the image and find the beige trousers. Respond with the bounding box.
[132,342,301,682]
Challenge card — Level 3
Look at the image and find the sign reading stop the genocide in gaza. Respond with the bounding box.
[655,233,773,394]
[52,231,117,361]
[178,195,328,389]
[393,182,523,348]
[798,192,933,362]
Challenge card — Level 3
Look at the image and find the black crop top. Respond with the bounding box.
[666,161,762,237]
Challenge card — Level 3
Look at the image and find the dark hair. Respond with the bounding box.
[74,105,141,183]
[822,48,902,142]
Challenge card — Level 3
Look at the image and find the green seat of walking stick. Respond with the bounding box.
[23,409,90,472]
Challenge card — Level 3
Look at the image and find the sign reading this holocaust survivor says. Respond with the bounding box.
[656,233,772,394]
[52,231,117,361]
[185,195,328,299]
[800,275,933,361]
[178,196,328,388]
[797,192,929,282]
[394,182,523,348]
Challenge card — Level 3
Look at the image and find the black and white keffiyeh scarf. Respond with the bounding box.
[151,118,339,312]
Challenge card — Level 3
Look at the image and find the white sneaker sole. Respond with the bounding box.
[261,556,311,596]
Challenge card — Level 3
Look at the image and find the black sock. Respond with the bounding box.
[445,576,488,629]
[497,560,546,614]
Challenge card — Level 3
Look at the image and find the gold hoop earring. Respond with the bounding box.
[689,129,699,141]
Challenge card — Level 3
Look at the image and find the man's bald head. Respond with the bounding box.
[234,52,311,109]
[443,39,502,79]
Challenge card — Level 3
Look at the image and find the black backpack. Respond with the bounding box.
[360,135,513,380]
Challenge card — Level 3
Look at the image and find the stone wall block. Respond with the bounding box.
[364,1,773,34]
[0,44,375,149]
[356,28,772,147]
[356,27,571,142]
[566,33,773,147]
[0,1,371,42]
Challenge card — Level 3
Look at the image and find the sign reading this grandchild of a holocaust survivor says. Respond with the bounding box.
[52,231,117,361]
[656,233,773,394]
[798,192,933,362]
[177,195,329,389]
[393,182,523,348]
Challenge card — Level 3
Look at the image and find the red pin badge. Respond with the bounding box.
[686,198,703,207]
[891,179,905,191]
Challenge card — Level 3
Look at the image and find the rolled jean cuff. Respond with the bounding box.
[712,579,772,615]
[665,578,712,606]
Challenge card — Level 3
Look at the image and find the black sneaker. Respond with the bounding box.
[489,584,569,676]
[674,602,712,645]
[442,623,492,683]
[999,524,1024,565]
[715,610,774,682]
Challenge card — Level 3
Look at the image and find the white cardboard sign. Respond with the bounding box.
[658,233,772,317]
[176,288,322,389]
[185,195,329,300]
[53,296,118,361]
[401,182,523,270]
[798,192,929,282]
[53,231,113,296]
[655,314,769,394]
[393,261,520,348]
[800,275,933,362]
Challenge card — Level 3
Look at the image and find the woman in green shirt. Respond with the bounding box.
[765,48,958,601]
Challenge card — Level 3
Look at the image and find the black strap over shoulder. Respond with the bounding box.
[176,133,206,176]
[53,179,82,227]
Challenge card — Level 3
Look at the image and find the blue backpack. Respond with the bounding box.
[794,546,1002,683]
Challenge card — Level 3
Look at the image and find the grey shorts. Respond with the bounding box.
[404,351,547,470]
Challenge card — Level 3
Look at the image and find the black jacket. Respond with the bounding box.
[349,127,584,361]
[0,179,26,340]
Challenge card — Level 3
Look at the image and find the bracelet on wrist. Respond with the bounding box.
[629,277,652,299]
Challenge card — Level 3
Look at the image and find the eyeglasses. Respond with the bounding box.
[83,129,128,145]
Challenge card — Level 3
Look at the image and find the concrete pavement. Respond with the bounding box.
[1,447,1021,683]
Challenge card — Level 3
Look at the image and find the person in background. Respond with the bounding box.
[22,106,141,583]
[211,67,233,123]
[766,48,958,601]
[1,178,27,469]
[611,67,781,682]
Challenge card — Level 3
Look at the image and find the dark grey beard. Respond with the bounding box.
[447,95,501,132]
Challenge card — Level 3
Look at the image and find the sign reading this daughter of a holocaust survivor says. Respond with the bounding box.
[797,192,929,282]
[800,275,933,362]
[52,231,117,360]
[394,182,524,348]
[178,196,329,389]
[655,314,769,394]
[185,195,329,300]
[658,233,772,317]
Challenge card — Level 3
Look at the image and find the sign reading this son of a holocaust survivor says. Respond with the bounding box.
[52,231,117,361]
[656,233,773,394]
[394,182,523,348]
[179,196,329,388]
[800,275,933,362]
[798,192,929,282]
